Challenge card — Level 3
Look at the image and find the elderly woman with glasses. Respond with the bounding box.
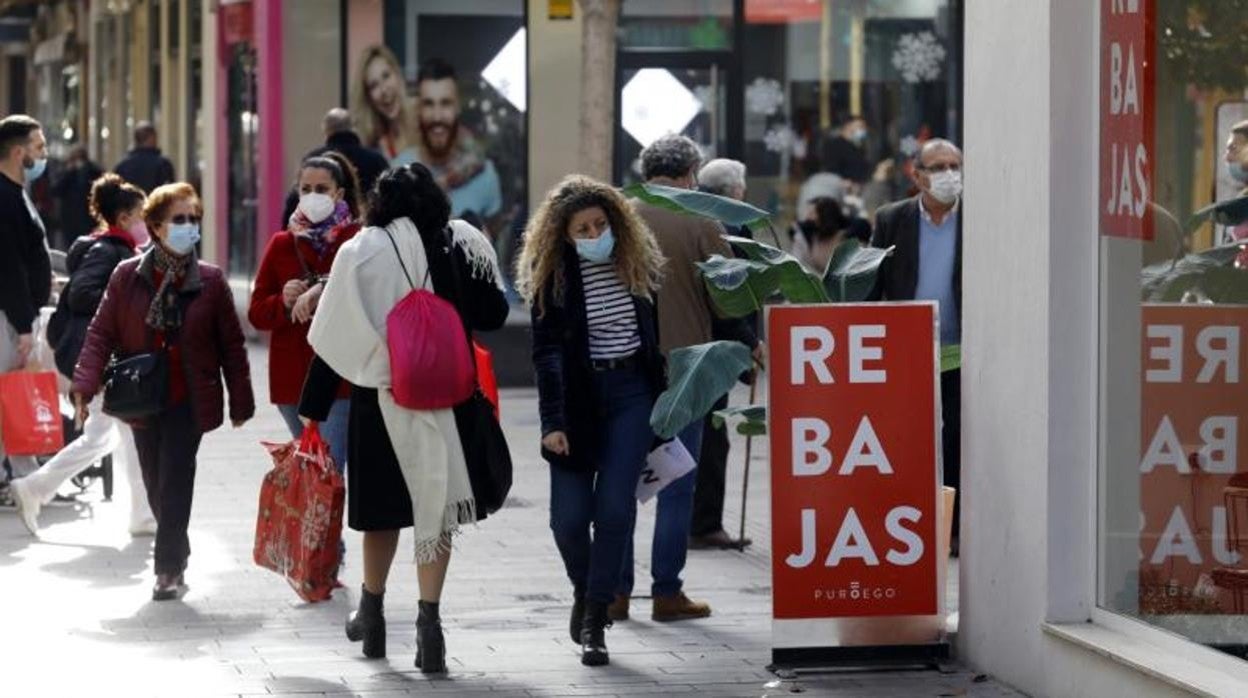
[72,182,255,601]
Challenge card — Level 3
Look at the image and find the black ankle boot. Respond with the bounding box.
[345,585,386,658]
[581,601,611,667]
[569,587,586,644]
[415,600,446,674]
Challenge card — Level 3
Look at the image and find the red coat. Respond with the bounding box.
[73,251,256,433]
[248,224,359,405]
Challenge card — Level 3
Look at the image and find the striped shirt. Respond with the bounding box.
[580,259,641,360]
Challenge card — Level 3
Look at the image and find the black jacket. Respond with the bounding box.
[280,131,392,226]
[0,174,52,334]
[49,233,135,377]
[51,161,104,243]
[531,244,666,471]
[869,195,962,323]
[114,147,175,194]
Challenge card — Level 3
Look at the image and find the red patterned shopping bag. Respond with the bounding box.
[253,423,345,602]
[0,371,64,455]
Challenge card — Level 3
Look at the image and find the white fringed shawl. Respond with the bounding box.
[307,217,480,563]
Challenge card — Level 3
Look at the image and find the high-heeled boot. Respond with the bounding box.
[569,586,586,644]
[580,601,612,667]
[415,600,446,673]
[344,585,386,658]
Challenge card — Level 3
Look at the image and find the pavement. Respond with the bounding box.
[1,344,1024,698]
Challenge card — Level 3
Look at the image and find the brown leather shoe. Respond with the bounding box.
[652,592,711,622]
[607,594,630,621]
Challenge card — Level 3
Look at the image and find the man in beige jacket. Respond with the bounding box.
[613,135,763,623]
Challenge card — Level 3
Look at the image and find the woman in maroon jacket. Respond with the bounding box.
[72,182,255,601]
[248,154,361,470]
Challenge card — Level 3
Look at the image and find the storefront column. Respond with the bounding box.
[202,0,223,265]
[254,0,282,250]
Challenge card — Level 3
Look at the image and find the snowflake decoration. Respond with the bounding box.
[763,124,796,154]
[745,78,784,117]
[899,135,920,157]
[892,31,946,83]
[692,85,715,113]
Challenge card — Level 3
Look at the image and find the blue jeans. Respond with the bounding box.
[278,400,349,474]
[549,366,655,604]
[619,419,703,598]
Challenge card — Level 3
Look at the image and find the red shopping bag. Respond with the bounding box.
[0,371,64,455]
[473,340,499,417]
[253,424,345,602]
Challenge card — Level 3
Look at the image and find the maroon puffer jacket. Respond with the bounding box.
[72,251,256,433]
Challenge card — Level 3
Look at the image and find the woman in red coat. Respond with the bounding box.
[72,182,255,600]
[248,153,362,470]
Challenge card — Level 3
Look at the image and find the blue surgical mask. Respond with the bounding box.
[575,228,615,264]
[1229,161,1248,185]
[23,156,47,182]
[165,223,201,256]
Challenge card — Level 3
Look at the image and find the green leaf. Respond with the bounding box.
[823,240,894,303]
[941,345,961,373]
[650,341,754,440]
[696,255,776,318]
[623,183,773,232]
[718,235,829,305]
[712,404,767,436]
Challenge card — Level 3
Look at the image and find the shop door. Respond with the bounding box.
[226,43,258,276]
[614,53,742,186]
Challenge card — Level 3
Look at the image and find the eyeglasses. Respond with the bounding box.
[917,162,961,173]
[170,214,201,225]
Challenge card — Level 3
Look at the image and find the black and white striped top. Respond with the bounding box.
[580,259,641,360]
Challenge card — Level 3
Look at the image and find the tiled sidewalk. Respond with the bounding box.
[1,346,1022,697]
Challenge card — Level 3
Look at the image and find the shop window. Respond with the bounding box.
[361,1,528,295]
[740,0,961,238]
[1098,0,1248,661]
[620,0,734,51]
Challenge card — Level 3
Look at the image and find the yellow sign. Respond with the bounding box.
[549,0,574,20]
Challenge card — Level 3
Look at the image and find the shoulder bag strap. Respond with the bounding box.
[290,235,314,282]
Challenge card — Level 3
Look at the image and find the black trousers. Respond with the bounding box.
[691,395,731,537]
[132,403,203,575]
[941,368,962,540]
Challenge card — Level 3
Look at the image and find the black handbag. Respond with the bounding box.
[101,351,169,421]
[454,390,513,515]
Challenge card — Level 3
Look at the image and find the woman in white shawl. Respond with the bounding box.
[299,164,508,672]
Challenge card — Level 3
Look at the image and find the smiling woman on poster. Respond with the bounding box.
[353,45,422,166]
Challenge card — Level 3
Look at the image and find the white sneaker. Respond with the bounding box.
[10,478,41,536]
[129,519,158,537]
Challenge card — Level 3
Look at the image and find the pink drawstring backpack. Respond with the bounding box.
[383,229,475,410]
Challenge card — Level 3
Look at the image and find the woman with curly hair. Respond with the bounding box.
[516,175,666,667]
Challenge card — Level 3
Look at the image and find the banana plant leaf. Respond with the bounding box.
[696,255,778,318]
[623,183,774,233]
[941,344,961,373]
[711,404,767,436]
[720,235,829,305]
[651,341,754,440]
[1186,195,1248,232]
[1141,243,1246,302]
[823,240,894,303]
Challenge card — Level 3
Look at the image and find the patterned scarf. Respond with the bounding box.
[287,200,353,258]
[145,246,192,331]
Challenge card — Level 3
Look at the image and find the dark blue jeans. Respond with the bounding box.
[619,419,704,598]
[549,366,655,604]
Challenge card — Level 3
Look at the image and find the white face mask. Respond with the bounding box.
[298,192,337,224]
[927,170,962,205]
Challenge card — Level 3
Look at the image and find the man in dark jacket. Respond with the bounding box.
[0,114,52,481]
[114,122,175,194]
[51,145,104,249]
[870,137,963,548]
[280,108,390,225]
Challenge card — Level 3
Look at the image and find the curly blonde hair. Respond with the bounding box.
[516,175,665,317]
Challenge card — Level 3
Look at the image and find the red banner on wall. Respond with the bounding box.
[745,0,823,24]
[1139,305,1248,614]
[768,304,940,620]
[1099,0,1155,240]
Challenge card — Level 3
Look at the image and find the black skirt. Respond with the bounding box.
[344,385,416,531]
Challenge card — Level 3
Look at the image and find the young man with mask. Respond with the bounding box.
[869,137,963,551]
[0,115,52,490]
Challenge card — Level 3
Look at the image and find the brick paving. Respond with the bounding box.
[1,345,1023,697]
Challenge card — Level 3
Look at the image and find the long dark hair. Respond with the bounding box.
[365,163,451,234]
[300,154,362,219]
